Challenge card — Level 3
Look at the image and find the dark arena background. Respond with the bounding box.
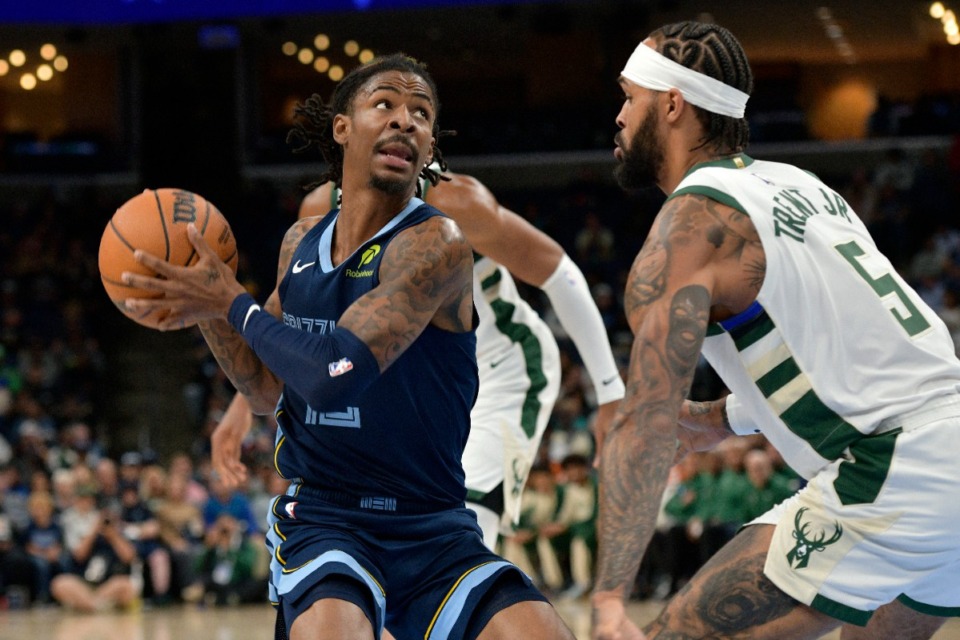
[0,1,958,637]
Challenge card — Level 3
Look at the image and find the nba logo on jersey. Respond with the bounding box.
[328,357,354,377]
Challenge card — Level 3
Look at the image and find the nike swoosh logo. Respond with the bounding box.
[490,354,511,369]
[602,375,620,385]
[292,260,316,274]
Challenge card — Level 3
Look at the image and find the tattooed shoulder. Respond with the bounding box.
[276,217,322,279]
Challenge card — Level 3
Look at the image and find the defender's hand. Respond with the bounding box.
[591,590,645,640]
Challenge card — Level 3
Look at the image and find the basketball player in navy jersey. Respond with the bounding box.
[122,54,574,640]
[215,170,626,554]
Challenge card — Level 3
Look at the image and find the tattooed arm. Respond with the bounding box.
[338,214,475,366]
[592,194,763,640]
[202,220,319,413]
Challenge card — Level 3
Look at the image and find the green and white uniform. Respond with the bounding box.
[417,179,562,538]
[676,154,960,625]
[468,254,562,533]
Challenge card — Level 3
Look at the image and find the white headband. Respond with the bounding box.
[621,42,749,119]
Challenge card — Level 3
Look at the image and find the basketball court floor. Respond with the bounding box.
[2,598,959,639]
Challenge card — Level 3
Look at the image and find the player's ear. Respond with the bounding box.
[333,114,350,145]
[424,140,435,167]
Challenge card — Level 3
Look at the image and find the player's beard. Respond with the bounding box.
[370,173,410,195]
[614,102,664,190]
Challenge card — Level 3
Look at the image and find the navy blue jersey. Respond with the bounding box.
[274,197,478,508]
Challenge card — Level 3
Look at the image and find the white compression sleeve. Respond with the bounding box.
[540,254,625,405]
[724,394,761,436]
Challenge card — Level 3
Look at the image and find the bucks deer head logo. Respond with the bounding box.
[786,507,843,569]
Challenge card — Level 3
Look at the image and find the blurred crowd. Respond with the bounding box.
[1,137,959,612]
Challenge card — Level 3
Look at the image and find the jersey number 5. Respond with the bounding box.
[835,240,931,337]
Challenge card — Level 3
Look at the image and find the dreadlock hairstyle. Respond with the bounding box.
[286,52,454,195]
[649,21,754,154]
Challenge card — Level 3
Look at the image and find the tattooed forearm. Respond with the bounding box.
[665,286,710,379]
[198,319,281,413]
[595,336,682,592]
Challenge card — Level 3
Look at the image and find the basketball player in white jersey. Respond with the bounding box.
[214,169,625,551]
[591,20,960,640]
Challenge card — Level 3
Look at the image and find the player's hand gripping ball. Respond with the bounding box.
[98,188,239,330]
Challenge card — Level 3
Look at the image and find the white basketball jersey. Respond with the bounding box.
[472,256,558,367]
[674,155,960,479]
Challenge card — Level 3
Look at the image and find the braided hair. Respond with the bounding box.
[287,53,453,194]
[649,21,754,154]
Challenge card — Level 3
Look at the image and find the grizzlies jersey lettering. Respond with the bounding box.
[675,155,960,479]
[275,197,479,507]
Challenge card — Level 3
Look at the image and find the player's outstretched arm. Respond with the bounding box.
[211,392,254,488]
[433,176,627,456]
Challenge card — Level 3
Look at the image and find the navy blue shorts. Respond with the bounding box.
[266,485,547,639]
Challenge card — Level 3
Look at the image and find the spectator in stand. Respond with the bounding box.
[50,468,76,513]
[93,458,121,515]
[661,453,709,596]
[539,454,598,600]
[762,439,804,494]
[202,472,258,539]
[168,452,209,509]
[501,464,562,592]
[52,485,139,612]
[194,513,268,606]
[23,490,65,603]
[155,471,205,602]
[117,451,143,486]
[697,438,752,563]
[574,211,617,281]
[118,481,171,604]
[0,505,38,607]
[739,448,797,523]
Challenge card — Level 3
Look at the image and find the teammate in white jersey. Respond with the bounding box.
[213,169,626,551]
[591,20,960,640]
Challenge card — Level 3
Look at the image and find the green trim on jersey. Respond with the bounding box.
[810,593,871,626]
[898,594,960,617]
[482,271,547,439]
[680,153,755,181]
[668,185,748,215]
[669,154,753,212]
[833,428,900,506]
[481,268,501,290]
[706,323,725,337]
[723,308,863,462]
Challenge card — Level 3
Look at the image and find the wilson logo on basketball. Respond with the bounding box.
[172,190,198,223]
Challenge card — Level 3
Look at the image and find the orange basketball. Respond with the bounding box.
[98,188,239,330]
